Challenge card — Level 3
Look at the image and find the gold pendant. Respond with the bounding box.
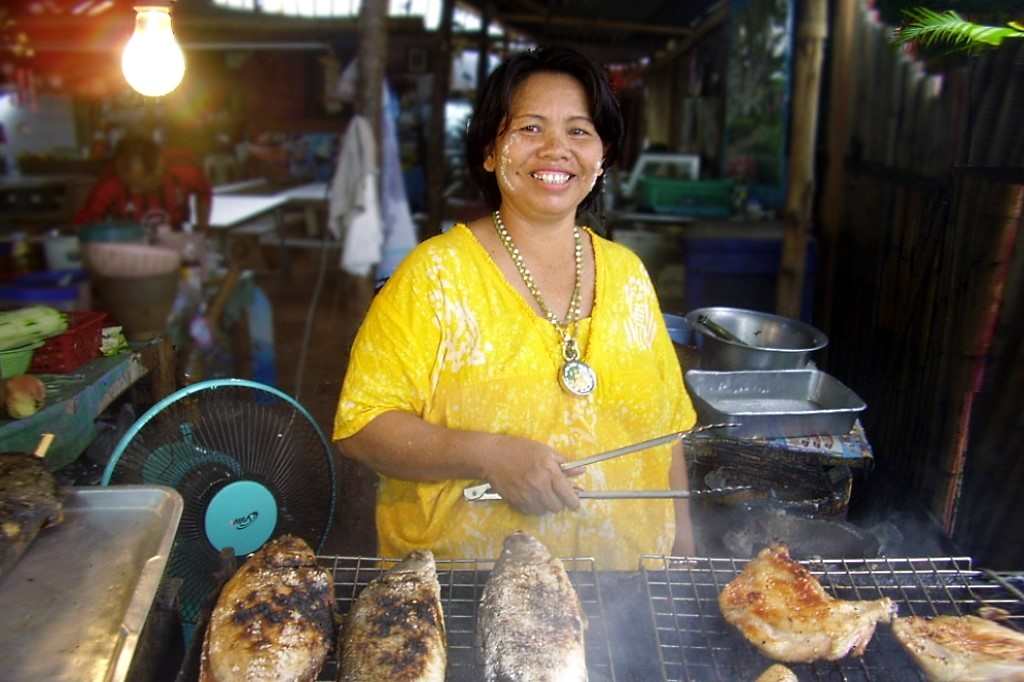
[558,337,596,396]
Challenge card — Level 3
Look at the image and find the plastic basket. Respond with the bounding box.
[636,177,735,217]
[29,311,108,374]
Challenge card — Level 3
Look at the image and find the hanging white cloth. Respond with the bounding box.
[328,115,382,276]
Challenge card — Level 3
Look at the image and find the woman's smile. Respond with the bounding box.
[532,171,571,184]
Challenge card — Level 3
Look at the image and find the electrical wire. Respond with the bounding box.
[293,184,333,402]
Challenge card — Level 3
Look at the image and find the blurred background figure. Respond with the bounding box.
[73,134,212,234]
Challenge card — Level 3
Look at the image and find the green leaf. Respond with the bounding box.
[894,8,1023,50]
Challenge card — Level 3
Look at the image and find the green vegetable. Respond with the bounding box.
[0,306,69,351]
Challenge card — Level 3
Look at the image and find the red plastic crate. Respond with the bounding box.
[30,311,108,374]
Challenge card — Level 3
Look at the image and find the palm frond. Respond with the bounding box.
[894,8,1023,50]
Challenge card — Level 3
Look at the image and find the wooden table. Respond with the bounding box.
[0,351,153,469]
[209,195,290,275]
[270,182,329,245]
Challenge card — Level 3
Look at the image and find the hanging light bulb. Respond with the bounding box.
[121,3,186,97]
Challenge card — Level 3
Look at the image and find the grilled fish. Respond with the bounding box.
[755,664,798,682]
[338,550,446,681]
[719,544,896,662]
[199,534,335,682]
[0,452,62,580]
[892,615,1024,681]
[478,531,587,682]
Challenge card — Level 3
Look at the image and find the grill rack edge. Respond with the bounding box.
[639,554,1024,682]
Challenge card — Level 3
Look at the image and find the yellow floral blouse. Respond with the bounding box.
[334,224,695,569]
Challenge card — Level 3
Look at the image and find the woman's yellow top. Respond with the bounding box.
[334,224,695,569]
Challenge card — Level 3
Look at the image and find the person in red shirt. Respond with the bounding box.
[74,136,212,234]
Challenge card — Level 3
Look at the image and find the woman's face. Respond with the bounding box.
[484,71,604,221]
[119,156,163,195]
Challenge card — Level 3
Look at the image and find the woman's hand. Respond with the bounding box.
[481,434,580,515]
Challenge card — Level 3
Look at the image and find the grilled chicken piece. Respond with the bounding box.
[719,544,896,662]
[892,615,1024,681]
[199,535,334,682]
[338,550,446,681]
[755,664,798,682]
[478,531,588,682]
[0,452,62,580]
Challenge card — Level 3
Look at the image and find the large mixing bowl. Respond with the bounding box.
[685,306,827,370]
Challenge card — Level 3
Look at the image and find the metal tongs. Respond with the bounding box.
[463,422,747,502]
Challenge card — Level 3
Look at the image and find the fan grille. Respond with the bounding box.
[106,381,336,624]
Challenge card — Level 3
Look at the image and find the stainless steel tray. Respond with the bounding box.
[0,485,183,682]
[684,369,866,438]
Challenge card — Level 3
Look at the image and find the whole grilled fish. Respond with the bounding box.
[199,534,335,682]
[0,452,62,580]
[478,531,588,682]
[338,550,446,681]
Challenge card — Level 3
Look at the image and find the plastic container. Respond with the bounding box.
[84,242,181,278]
[0,341,40,379]
[77,221,146,245]
[0,270,90,312]
[663,313,690,345]
[43,232,82,271]
[681,237,817,322]
[93,272,179,341]
[636,177,735,217]
[30,310,108,373]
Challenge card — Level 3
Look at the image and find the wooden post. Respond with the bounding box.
[425,0,456,239]
[818,0,857,334]
[935,173,1024,532]
[358,0,388,153]
[776,0,828,318]
[477,1,492,98]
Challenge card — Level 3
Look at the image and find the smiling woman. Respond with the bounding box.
[333,46,697,569]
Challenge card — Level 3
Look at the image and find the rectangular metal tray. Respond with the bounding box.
[0,485,183,682]
[684,369,866,438]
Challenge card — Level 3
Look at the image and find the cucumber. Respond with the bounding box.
[0,306,69,351]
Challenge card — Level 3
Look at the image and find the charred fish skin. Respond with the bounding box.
[0,452,63,580]
[338,550,446,682]
[199,534,335,682]
[478,532,588,682]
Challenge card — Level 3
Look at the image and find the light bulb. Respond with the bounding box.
[121,5,185,97]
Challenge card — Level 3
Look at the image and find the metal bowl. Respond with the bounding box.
[685,306,827,370]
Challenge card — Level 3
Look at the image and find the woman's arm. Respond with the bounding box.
[338,410,580,516]
[670,442,696,556]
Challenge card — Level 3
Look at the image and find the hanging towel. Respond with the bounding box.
[328,115,382,276]
[377,85,419,280]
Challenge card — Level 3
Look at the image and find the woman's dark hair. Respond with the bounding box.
[466,46,623,214]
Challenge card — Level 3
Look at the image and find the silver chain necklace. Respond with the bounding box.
[492,210,597,396]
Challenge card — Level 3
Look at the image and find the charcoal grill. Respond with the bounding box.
[315,555,617,682]
[640,554,1024,681]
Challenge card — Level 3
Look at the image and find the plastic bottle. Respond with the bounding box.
[11,232,31,275]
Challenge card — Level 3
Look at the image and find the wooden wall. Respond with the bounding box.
[819,3,1023,566]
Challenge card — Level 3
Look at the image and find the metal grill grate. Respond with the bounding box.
[315,555,617,682]
[640,555,1024,682]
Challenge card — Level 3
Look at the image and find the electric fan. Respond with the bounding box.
[101,378,336,631]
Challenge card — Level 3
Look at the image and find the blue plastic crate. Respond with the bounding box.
[0,270,89,311]
[681,237,816,322]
